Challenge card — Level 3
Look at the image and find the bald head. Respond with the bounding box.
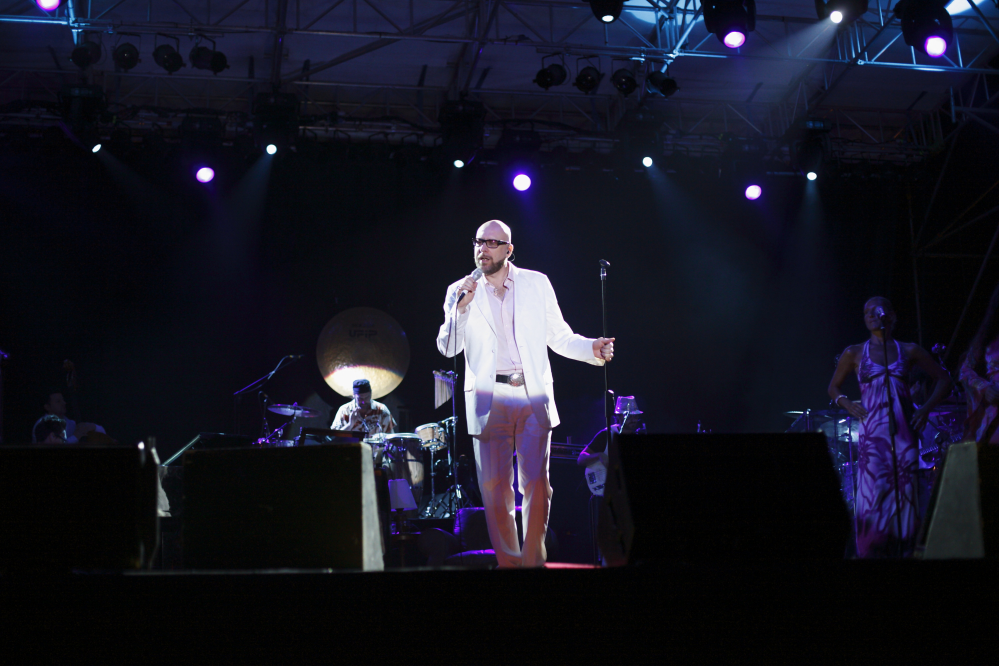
[476,219,511,242]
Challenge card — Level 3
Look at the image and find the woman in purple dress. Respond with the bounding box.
[960,285,999,444]
[828,297,951,557]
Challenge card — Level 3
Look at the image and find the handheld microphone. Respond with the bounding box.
[457,268,484,303]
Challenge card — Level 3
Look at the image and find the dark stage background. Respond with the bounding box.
[2,132,993,460]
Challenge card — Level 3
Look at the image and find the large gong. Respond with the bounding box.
[316,307,410,399]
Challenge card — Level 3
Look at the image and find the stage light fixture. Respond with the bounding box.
[533,63,567,90]
[745,184,762,199]
[196,167,215,183]
[513,174,532,191]
[254,92,300,152]
[815,0,868,24]
[91,143,102,154]
[642,156,653,167]
[439,99,486,168]
[153,44,184,73]
[895,0,953,57]
[703,0,756,49]
[611,69,638,96]
[589,0,625,23]
[807,171,818,181]
[190,45,229,74]
[266,144,278,155]
[645,72,679,97]
[574,66,602,93]
[112,43,140,71]
[454,159,465,168]
[70,40,102,69]
[36,0,61,11]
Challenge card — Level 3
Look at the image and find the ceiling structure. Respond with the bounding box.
[1,0,998,165]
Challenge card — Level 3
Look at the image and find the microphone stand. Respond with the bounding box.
[232,355,301,435]
[600,260,612,452]
[881,323,905,557]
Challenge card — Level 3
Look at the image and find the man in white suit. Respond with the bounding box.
[437,220,615,568]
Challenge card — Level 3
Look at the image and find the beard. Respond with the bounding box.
[477,253,507,276]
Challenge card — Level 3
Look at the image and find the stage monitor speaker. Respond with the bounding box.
[183,443,383,570]
[599,433,851,564]
[0,445,159,572]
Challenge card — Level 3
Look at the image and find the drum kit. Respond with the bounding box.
[378,416,459,518]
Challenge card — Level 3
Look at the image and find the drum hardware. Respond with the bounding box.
[419,413,471,519]
[267,403,320,419]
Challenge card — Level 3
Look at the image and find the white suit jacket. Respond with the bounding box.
[437,263,603,437]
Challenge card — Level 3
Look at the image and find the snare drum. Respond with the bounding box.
[383,433,424,515]
[416,423,447,452]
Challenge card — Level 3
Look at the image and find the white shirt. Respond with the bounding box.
[484,271,523,374]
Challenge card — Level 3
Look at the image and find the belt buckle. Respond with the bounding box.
[508,372,525,387]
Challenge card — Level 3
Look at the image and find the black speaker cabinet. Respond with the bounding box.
[0,445,159,572]
[183,443,383,570]
[599,433,851,564]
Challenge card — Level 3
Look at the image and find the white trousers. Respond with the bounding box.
[473,381,552,568]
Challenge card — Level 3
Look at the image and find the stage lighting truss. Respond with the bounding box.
[153,34,184,74]
[253,92,300,152]
[895,0,954,57]
[70,36,102,70]
[589,0,624,23]
[573,58,603,94]
[533,54,568,90]
[702,0,757,49]
[189,36,229,75]
[815,0,869,24]
[439,98,486,167]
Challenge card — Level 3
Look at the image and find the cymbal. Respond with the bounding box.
[317,307,411,399]
[268,404,320,418]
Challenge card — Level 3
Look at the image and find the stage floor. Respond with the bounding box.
[3,560,998,664]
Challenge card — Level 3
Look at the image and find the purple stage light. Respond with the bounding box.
[513,174,531,191]
[196,167,215,183]
[925,36,947,57]
[723,30,746,49]
[36,0,61,10]
[745,184,762,200]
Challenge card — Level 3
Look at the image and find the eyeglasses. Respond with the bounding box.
[473,238,511,249]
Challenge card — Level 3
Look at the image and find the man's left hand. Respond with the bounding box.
[594,337,615,361]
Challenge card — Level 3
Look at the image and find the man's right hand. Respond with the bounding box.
[456,274,479,310]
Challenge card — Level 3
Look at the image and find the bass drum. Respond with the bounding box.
[383,433,424,517]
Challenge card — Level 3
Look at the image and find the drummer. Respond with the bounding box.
[331,378,397,437]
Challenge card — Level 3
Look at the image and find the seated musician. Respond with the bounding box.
[331,379,397,437]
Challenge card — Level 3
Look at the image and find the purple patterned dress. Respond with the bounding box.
[855,339,919,558]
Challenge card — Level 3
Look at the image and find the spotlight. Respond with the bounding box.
[36,0,61,10]
[745,184,762,199]
[645,72,679,97]
[112,43,140,71]
[574,66,602,93]
[153,44,184,74]
[91,143,102,154]
[190,45,229,74]
[589,0,625,23]
[454,159,465,168]
[816,0,868,24]
[439,99,485,168]
[70,40,102,69]
[895,0,953,57]
[642,156,653,167]
[254,92,300,152]
[533,63,568,90]
[703,0,756,49]
[807,171,818,181]
[611,69,638,96]
[196,167,215,183]
[513,174,532,191]
[266,144,278,155]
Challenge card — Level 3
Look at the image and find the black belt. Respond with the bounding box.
[496,372,525,387]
